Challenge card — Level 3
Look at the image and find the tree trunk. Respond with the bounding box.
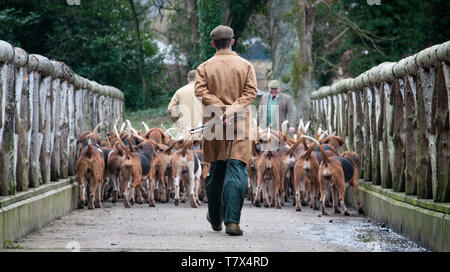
[298,0,315,119]
[270,0,315,121]
[187,0,199,48]
[128,0,149,101]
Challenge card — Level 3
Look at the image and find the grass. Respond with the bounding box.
[3,240,24,249]
[124,107,173,132]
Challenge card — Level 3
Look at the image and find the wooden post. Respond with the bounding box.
[347,91,354,151]
[362,87,372,181]
[332,94,338,133]
[416,67,434,199]
[433,61,449,202]
[28,55,42,188]
[67,83,76,176]
[328,95,334,132]
[14,47,30,192]
[380,82,392,188]
[50,61,63,180]
[354,89,365,178]
[59,64,73,179]
[373,83,382,185]
[404,75,417,195]
[319,98,325,128]
[391,79,405,192]
[368,85,379,184]
[0,61,16,195]
[32,55,53,185]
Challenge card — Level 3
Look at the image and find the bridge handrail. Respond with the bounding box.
[310,41,449,203]
[0,40,125,196]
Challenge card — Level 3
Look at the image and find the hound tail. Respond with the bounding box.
[301,136,316,160]
[300,135,330,164]
[114,124,132,158]
[181,140,193,156]
[86,137,93,159]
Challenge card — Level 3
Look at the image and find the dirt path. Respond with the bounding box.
[5,199,427,252]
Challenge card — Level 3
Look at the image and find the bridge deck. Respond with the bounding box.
[3,199,427,252]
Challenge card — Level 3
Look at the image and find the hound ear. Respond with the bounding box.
[336,136,345,146]
[156,143,169,152]
[252,140,261,154]
[304,121,311,132]
[166,142,176,154]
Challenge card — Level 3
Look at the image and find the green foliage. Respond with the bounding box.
[165,1,202,70]
[3,240,24,249]
[314,0,450,85]
[0,0,168,111]
[228,0,266,53]
[197,0,222,62]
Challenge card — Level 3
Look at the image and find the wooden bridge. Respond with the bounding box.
[0,39,448,251]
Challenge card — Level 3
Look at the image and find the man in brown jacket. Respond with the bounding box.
[195,25,257,236]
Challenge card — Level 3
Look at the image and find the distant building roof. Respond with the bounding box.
[241,38,271,60]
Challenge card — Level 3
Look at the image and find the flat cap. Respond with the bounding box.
[268,80,280,89]
[210,25,234,40]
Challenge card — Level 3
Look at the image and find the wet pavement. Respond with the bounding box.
[3,199,428,252]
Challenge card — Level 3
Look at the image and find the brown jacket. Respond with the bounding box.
[258,92,296,131]
[195,50,258,164]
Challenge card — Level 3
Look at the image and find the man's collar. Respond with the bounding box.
[270,93,280,100]
[214,50,237,56]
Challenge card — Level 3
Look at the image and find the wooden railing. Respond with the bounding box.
[0,40,124,196]
[310,41,449,202]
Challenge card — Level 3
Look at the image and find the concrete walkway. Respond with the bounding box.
[4,199,427,252]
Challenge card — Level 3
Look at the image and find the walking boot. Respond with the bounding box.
[225,223,244,236]
[206,213,222,231]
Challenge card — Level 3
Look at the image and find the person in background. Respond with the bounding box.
[167,70,203,137]
[258,80,296,134]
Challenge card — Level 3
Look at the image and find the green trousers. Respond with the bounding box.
[206,159,248,225]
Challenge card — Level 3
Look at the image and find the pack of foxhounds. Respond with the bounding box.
[76,119,364,216]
